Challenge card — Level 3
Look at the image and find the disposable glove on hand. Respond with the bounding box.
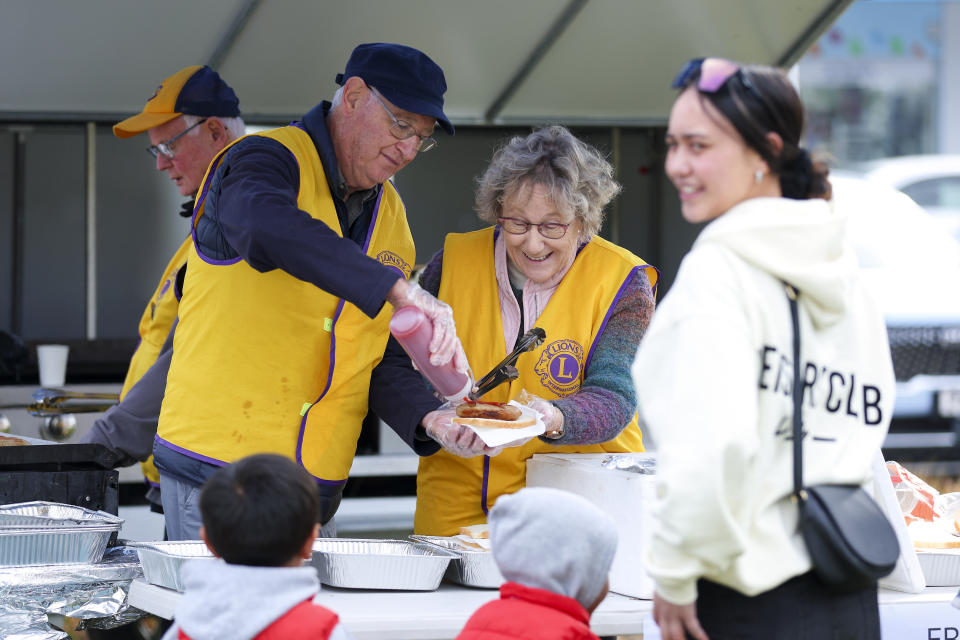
[405,282,470,374]
[520,391,564,440]
[422,408,503,458]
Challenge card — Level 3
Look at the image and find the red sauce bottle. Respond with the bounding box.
[389,306,471,402]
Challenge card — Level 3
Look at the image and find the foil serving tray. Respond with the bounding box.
[0,501,123,528]
[134,541,215,592]
[311,538,457,591]
[410,535,504,588]
[0,524,119,566]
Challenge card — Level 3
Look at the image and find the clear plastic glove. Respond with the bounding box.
[404,282,470,373]
[422,408,503,458]
[519,390,564,440]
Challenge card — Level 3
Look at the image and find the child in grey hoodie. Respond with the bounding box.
[161,454,351,640]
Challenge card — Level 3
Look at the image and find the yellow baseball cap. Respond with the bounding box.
[113,65,240,139]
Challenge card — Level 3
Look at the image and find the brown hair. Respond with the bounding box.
[679,64,830,200]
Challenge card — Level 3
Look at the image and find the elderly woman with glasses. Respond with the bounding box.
[413,125,658,536]
[631,59,894,640]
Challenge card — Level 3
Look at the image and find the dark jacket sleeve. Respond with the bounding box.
[206,137,401,318]
[369,336,443,456]
[80,322,176,466]
[367,250,448,456]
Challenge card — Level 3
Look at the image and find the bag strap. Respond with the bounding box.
[785,282,804,498]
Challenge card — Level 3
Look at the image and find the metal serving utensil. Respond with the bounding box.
[468,327,546,400]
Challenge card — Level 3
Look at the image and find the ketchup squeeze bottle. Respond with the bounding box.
[389,305,472,402]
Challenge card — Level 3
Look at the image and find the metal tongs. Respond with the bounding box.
[468,327,546,400]
[27,388,120,417]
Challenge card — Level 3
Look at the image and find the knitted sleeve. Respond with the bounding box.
[547,269,655,445]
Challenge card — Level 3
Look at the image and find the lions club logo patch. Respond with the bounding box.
[375,251,412,278]
[534,339,583,397]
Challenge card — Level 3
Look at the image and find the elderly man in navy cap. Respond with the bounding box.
[81,66,245,517]
[152,43,494,540]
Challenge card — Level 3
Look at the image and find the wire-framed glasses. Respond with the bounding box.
[498,216,571,239]
[370,87,438,152]
[146,117,209,159]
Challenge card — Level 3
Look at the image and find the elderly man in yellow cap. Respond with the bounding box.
[81,66,244,517]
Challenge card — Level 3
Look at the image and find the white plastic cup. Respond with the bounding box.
[37,344,69,388]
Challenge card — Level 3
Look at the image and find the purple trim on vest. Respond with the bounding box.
[158,279,171,299]
[481,455,491,516]
[145,478,161,489]
[362,189,384,252]
[155,434,227,467]
[585,266,634,372]
[295,189,385,486]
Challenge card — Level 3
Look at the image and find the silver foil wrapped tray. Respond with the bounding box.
[0,501,123,529]
[0,524,120,566]
[311,538,457,591]
[410,535,504,588]
[135,541,215,592]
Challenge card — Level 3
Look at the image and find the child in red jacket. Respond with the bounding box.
[457,487,619,640]
[162,454,351,640]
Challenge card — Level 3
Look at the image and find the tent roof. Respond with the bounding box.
[0,0,850,125]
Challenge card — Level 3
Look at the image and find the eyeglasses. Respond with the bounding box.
[671,57,753,93]
[498,217,571,240]
[146,117,209,159]
[370,87,438,153]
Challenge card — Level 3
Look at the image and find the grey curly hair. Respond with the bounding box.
[474,125,621,238]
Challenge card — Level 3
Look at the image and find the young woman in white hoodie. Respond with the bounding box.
[631,58,894,640]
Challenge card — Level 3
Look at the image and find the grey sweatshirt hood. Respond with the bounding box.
[694,197,857,330]
[163,560,321,640]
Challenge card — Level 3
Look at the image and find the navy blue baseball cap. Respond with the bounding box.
[114,65,241,138]
[336,43,454,135]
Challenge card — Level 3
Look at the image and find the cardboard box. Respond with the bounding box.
[526,452,656,599]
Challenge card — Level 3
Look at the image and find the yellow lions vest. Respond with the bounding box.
[157,125,415,482]
[415,227,658,535]
[120,235,191,487]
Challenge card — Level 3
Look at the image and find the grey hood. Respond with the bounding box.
[162,560,321,640]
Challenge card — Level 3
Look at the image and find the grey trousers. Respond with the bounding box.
[159,473,338,541]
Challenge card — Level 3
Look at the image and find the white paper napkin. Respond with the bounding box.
[458,401,545,447]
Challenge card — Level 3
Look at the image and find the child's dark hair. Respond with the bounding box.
[680,63,831,200]
[200,453,319,566]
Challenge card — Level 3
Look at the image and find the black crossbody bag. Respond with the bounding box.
[785,283,899,591]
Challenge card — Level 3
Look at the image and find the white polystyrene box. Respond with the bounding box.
[916,550,960,586]
[526,452,657,599]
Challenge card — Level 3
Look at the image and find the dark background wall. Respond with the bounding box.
[0,121,695,383]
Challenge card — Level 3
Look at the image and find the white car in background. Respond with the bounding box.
[831,174,960,457]
[844,155,960,242]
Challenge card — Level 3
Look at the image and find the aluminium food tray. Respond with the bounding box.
[311,538,457,590]
[135,541,215,592]
[410,535,504,588]
[0,500,123,528]
[0,524,120,566]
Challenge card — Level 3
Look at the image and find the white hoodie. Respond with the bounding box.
[161,560,352,640]
[631,196,895,605]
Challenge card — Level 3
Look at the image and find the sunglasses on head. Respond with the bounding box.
[671,57,752,93]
